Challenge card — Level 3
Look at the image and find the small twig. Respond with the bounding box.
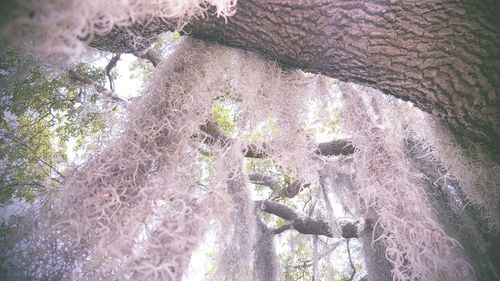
[298,240,343,267]
[1,131,64,178]
[303,193,314,214]
[286,259,313,269]
[346,239,356,281]
[312,235,318,281]
[258,200,335,237]
[68,70,126,104]
[105,53,121,92]
[200,118,354,158]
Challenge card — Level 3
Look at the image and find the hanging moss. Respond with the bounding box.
[2,0,237,60]
[1,38,498,281]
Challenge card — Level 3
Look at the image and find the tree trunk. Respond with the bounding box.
[359,215,394,281]
[253,219,279,281]
[91,0,500,149]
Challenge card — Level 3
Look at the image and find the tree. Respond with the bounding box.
[89,0,500,153]
[1,1,499,281]
[0,52,123,205]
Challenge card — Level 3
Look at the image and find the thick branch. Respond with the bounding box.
[91,0,500,148]
[241,143,270,158]
[105,53,121,92]
[200,119,354,157]
[316,139,355,156]
[280,180,309,199]
[290,217,334,237]
[248,173,276,190]
[287,240,343,270]
[143,49,163,67]
[67,70,126,104]
[256,199,358,238]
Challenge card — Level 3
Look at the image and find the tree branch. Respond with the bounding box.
[257,199,298,221]
[287,240,343,270]
[347,239,357,281]
[199,119,359,238]
[256,200,359,238]
[105,53,121,92]
[67,70,126,104]
[132,48,162,67]
[248,173,310,199]
[248,173,276,190]
[316,139,355,156]
[280,180,309,199]
[90,1,500,148]
[0,131,64,179]
[142,49,163,67]
[200,119,354,157]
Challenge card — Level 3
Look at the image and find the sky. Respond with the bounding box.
[92,53,144,100]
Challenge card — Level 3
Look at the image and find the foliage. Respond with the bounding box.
[211,99,237,136]
[0,52,109,205]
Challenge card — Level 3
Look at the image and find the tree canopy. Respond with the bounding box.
[0,53,115,204]
[0,1,499,281]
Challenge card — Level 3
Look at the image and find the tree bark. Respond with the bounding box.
[67,70,126,104]
[359,214,394,281]
[200,118,354,157]
[253,219,279,281]
[256,199,359,238]
[91,0,500,149]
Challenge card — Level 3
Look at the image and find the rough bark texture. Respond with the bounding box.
[253,219,279,281]
[316,139,355,156]
[67,70,126,104]
[200,119,355,158]
[91,0,500,150]
[256,199,359,238]
[359,215,394,281]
